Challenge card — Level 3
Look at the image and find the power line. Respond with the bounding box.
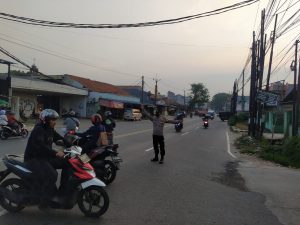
[0,0,259,29]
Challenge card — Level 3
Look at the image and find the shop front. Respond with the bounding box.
[11,76,88,119]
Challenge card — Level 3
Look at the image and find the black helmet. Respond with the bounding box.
[39,109,59,123]
[104,111,112,117]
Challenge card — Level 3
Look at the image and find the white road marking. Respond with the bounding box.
[115,129,152,138]
[0,210,7,217]
[226,131,237,159]
[115,124,173,139]
[181,131,190,136]
[145,147,154,152]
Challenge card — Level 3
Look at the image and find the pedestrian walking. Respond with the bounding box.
[141,105,177,164]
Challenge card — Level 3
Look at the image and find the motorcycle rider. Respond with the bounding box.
[6,111,20,134]
[24,109,67,208]
[175,112,184,130]
[77,114,107,154]
[63,110,80,134]
[102,111,116,145]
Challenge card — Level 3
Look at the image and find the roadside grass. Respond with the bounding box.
[235,135,300,168]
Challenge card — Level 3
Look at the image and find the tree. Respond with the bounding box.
[189,83,209,108]
[210,93,231,112]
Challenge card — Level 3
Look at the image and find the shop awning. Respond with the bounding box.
[12,77,88,96]
[0,99,9,107]
[100,99,124,109]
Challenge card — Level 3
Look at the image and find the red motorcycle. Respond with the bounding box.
[0,147,109,217]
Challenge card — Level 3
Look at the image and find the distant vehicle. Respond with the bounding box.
[123,108,142,121]
[218,111,233,121]
[207,111,215,120]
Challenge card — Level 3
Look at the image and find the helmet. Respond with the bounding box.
[104,111,112,117]
[0,110,5,116]
[68,110,76,116]
[39,109,59,122]
[91,114,102,124]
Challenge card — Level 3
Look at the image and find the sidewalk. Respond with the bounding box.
[229,130,300,225]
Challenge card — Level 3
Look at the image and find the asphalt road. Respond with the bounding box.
[0,117,282,225]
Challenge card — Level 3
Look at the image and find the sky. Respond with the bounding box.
[0,0,298,98]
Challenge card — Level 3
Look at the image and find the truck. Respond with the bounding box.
[218,111,233,121]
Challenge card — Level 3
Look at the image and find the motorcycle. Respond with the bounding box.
[89,144,122,185]
[0,147,109,217]
[0,122,28,140]
[174,121,183,132]
[65,134,122,185]
[203,120,209,129]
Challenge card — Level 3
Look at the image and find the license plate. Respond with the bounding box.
[78,153,91,163]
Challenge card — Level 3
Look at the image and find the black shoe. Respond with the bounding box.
[151,158,158,162]
[159,157,164,164]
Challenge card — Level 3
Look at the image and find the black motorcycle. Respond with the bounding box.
[0,152,109,217]
[89,144,122,184]
[0,122,28,140]
[175,121,183,132]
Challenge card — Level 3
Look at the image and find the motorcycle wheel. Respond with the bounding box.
[0,130,9,140]
[78,186,109,217]
[0,178,25,212]
[98,160,117,185]
[21,129,29,138]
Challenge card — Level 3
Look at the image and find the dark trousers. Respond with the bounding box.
[152,135,165,158]
[27,158,68,200]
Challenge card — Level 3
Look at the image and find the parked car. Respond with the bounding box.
[123,108,142,121]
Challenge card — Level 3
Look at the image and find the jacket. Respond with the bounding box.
[77,122,106,146]
[102,118,116,133]
[24,122,63,161]
[142,109,177,136]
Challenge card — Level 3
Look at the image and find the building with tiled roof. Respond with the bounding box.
[56,74,141,118]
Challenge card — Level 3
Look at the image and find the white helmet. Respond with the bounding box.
[68,110,76,116]
[39,109,59,122]
[0,110,6,116]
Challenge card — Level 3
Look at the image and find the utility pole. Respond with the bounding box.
[242,69,245,112]
[184,90,186,111]
[153,77,160,106]
[266,14,278,91]
[293,40,299,136]
[256,9,266,138]
[249,31,257,137]
[141,76,144,104]
[231,81,237,115]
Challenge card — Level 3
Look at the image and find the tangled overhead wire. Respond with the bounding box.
[0,0,259,29]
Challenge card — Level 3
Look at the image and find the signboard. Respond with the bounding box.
[99,99,124,109]
[257,91,279,107]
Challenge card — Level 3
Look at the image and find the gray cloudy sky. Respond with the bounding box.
[0,0,297,97]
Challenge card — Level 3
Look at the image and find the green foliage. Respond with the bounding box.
[210,93,231,112]
[189,83,209,108]
[227,112,248,126]
[228,116,236,126]
[236,135,300,168]
[234,135,257,154]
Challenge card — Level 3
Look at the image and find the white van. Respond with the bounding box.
[123,108,142,121]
